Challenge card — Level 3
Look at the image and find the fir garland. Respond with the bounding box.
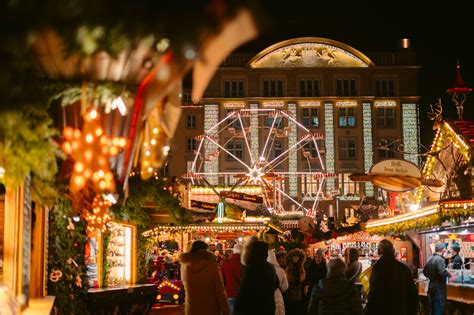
[47,200,89,315]
[366,207,474,235]
[111,175,191,282]
[101,230,111,287]
[0,105,63,205]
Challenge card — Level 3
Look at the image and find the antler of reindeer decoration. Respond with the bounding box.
[427,98,443,130]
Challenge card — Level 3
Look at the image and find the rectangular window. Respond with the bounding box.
[264,115,283,129]
[226,110,242,129]
[338,173,359,195]
[273,139,283,158]
[338,108,356,127]
[376,107,395,127]
[226,140,243,160]
[339,138,357,159]
[378,139,396,159]
[375,79,395,97]
[187,114,197,128]
[299,80,320,97]
[187,138,197,152]
[224,80,245,97]
[302,108,319,127]
[301,175,324,198]
[336,79,356,96]
[263,79,284,97]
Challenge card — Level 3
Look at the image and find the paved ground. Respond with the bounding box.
[148,304,184,315]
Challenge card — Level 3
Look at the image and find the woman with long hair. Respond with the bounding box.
[344,248,362,283]
[284,248,306,315]
[235,241,279,315]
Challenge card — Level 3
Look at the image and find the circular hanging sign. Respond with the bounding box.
[369,159,422,192]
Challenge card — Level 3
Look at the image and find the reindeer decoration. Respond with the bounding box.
[427,98,443,130]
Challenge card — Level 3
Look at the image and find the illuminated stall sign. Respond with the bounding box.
[219,191,264,203]
[190,200,217,211]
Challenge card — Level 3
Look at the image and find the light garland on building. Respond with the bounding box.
[250,103,259,161]
[324,103,335,192]
[204,104,219,184]
[288,103,298,197]
[190,185,263,195]
[338,195,361,201]
[362,102,374,197]
[402,103,420,166]
[365,204,438,228]
[142,223,266,237]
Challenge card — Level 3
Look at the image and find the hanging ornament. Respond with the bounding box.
[85,194,112,232]
[67,218,75,230]
[62,108,127,194]
[50,269,63,283]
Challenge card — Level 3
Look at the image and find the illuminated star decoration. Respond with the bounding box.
[85,194,112,233]
[62,108,127,194]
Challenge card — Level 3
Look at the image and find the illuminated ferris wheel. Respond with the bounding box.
[184,108,334,216]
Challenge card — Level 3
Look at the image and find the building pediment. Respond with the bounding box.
[249,37,374,69]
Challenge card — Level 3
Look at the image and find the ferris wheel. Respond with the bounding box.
[184,108,334,216]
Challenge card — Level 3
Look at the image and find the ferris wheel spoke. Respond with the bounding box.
[206,136,250,170]
[279,110,310,132]
[237,113,254,165]
[310,178,326,217]
[206,111,237,134]
[191,137,205,172]
[312,136,325,171]
[265,135,310,170]
[261,112,279,161]
[263,179,305,212]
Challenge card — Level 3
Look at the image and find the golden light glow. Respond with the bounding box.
[61,108,127,194]
[365,205,438,228]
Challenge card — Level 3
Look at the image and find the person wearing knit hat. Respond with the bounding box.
[450,244,463,270]
[423,242,452,315]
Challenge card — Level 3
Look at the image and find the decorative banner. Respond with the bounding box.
[219,191,263,203]
[190,200,217,211]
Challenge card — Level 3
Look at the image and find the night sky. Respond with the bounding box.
[238,0,474,150]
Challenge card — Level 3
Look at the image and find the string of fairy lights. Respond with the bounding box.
[324,103,335,192]
[288,103,298,197]
[362,102,374,197]
[203,104,219,185]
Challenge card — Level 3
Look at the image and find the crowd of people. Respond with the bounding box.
[177,237,438,315]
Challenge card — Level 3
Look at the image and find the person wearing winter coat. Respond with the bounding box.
[344,248,362,283]
[221,244,243,313]
[268,249,289,315]
[179,240,230,315]
[284,248,306,315]
[365,239,418,315]
[307,257,363,315]
[235,241,279,315]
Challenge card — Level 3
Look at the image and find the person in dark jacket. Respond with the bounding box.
[235,241,278,315]
[423,243,452,315]
[308,257,363,315]
[304,248,327,309]
[285,248,306,315]
[450,244,463,269]
[365,239,418,315]
[344,248,362,283]
[221,244,243,313]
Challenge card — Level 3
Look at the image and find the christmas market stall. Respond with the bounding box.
[364,65,474,314]
[0,1,262,313]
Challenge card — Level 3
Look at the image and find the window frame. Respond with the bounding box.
[186,114,197,128]
[338,138,357,160]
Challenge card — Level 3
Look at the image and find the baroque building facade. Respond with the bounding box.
[168,37,420,218]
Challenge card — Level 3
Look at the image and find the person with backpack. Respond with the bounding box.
[307,257,363,315]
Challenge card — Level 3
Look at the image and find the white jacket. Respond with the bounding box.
[268,250,289,315]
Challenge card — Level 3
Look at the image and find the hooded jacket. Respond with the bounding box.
[179,250,230,315]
